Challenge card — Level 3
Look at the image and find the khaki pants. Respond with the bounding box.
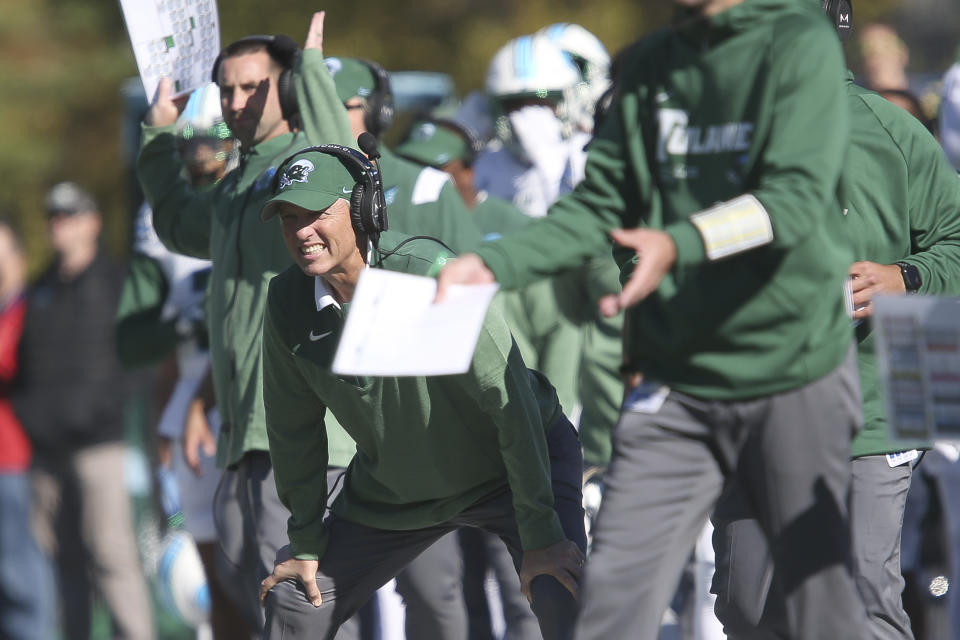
[32,442,154,640]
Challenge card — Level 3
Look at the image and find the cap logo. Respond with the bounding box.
[413,123,436,141]
[325,58,343,75]
[279,159,315,190]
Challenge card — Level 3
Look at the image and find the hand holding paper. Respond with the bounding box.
[145,77,184,127]
[434,254,496,303]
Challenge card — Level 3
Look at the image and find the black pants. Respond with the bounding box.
[264,417,585,640]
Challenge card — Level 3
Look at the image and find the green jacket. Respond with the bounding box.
[841,74,960,457]
[262,231,566,559]
[474,0,852,400]
[138,48,354,467]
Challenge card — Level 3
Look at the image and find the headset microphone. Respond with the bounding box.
[358,132,381,161]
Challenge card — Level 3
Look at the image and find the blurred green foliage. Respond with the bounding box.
[0,0,920,273]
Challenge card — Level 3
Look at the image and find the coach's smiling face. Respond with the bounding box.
[277,199,366,288]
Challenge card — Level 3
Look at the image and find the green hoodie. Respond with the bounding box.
[262,231,566,559]
[473,0,852,400]
[841,73,960,457]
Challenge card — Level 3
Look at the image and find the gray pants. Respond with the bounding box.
[264,417,586,640]
[213,455,370,640]
[712,454,915,640]
[214,451,292,636]
[394,531,467,640]
[574,353,871,640]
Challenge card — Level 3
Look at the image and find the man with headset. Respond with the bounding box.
[255,145,586,640]
[436,0,872,637]
[710,3,960,639]
[138,12,356,633]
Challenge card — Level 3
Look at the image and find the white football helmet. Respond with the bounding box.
[485,34,580,148]
[174,82,232,142]
[486,34,580,101]
[536,23,611,133]
[174,82,238,180]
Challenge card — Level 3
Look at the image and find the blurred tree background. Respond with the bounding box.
[0,0,955,274]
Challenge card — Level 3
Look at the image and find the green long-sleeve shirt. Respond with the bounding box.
[137,48,354,467]
[841,74,960,457]
[473,0,853,400]
[263,231,566,559]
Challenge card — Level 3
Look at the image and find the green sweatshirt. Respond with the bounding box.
[262,231,566,559]
[841,73,960,457]
[474,0,852,400]
[138,48,354,467]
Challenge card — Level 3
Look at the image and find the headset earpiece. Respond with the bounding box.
[356,59,395,138]
[211,35,301,121]
[350,183,368,234]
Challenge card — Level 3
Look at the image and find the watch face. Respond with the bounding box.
[899,262,922,292]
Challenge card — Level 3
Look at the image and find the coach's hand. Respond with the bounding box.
[145,77,185,127]
[519,539,585,602]
[260,555,322,607]
[304,10,326,52]
[849,261,906,319]
[600,228,676,317]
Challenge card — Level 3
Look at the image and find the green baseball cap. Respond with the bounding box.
[394,120,469,168]
[325,57,376,103]
[260,150,360,221]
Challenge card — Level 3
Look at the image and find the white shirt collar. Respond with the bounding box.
[314,277,341,311]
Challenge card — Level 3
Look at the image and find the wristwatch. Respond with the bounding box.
[895,261,922,293]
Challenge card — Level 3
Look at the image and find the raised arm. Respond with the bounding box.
[138,77,216,258]
[296,11,355,149]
